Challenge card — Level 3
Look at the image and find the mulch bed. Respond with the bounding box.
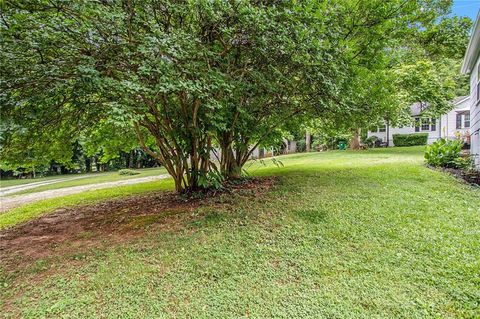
[435,167,480,186]
[0,177,276,272]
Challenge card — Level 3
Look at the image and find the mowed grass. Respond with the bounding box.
[1,147,480,318]
[1,174,77,188]
[0,167,166,193]
[0,178,174,229]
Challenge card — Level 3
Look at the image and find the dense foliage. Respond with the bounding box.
[310,5,472,148]
[393,133,429,147]
[424,138,464,168]
[0,0,472,192]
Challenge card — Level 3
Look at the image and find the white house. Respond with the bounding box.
[367,96,471,147]
[461,10,480,169]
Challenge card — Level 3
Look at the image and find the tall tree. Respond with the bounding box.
[1,0,468,190]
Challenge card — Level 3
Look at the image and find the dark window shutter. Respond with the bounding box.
[477,82,480,102]
[456,114,462,129]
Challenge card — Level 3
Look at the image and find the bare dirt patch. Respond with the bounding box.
[0,177,276,272]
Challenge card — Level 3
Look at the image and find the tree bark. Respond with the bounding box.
[85,156,91,172]
[305,131,311,152]
[350,128,361,150]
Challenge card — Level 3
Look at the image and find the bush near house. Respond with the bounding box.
[424,138,463,168]
[393,133,428,146]
[364,136,380,147]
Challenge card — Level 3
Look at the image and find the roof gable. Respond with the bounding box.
[461,11,480,74]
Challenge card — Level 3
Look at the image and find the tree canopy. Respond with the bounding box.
[0,0,472,191]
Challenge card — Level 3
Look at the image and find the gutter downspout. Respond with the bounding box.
[439,116,442,140]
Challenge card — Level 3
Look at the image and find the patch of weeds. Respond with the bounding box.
[126,214,163,229]
[76,231,96,240]
[189,210,226,228]
[71,253,88,261]
[118,169,141,176]
[294,209,327,224]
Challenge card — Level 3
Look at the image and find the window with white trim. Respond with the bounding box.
[421,118,430,131]
[456,112,470,129]
[370,124,386,133]
[416,117,436,131]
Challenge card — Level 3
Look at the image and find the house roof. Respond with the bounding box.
[461,10,480,74]
[410,96,470,116]
[410,103,424,116]
[453,96,470,112]
[452,95,469,105]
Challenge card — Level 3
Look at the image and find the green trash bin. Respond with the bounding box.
[338,141,347,150]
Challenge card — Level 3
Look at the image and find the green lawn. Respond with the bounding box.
[0,178,174,229]
[1,173,78,188]
[0,167,166,194]
[1,147,479,318]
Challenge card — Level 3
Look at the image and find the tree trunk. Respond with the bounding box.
[305,131,311,152]
[220,145,242,179]
[85,156,92,173]
[350,128,361,150]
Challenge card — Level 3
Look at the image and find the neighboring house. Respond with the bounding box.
[282,139,297,154]
[367,96,471,147]
[461,10,480,169]
[211,140,296,163]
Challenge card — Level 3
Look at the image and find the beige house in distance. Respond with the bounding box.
[367,96,471,147]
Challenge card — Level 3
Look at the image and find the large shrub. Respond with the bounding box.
[296,140,307,152]
[364,136,380,148]
[311,139,322,151]
[393,133,428,146]
[424,138,463,168]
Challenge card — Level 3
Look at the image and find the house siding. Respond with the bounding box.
[367,98,470,147]
[368,124,440,147]
[461,10,480,169]
[470,57,480,167]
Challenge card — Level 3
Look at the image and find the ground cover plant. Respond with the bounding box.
[425,138,480,186]
[424,138,464,168]
[1,147,479,318]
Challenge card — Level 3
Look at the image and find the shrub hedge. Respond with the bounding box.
[392,133,428,146]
